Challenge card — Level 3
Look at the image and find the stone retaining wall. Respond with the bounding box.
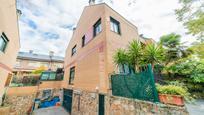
[36,88,62,98]
[0,106,11,115]
[106,96,189,115]
[4,93,36,115]
[4,87,63,114]
[71,90,189,115]
[36,88,63,104]
[72,90,99,115]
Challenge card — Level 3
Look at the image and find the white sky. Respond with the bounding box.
[17,0,195,57]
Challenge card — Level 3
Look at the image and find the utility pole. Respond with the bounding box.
[49,51,54,70]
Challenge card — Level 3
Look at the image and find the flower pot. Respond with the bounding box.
[159,94,184,106]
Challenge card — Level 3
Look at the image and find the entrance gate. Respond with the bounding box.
[98,94,105,115]
[63,89,73,114]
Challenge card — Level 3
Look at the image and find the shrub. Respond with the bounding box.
[156,84,193,102]
[167,58,204,83]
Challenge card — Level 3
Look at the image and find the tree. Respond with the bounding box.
[113,48,129,73]
[167,58,204,83]
[143,44,164,71]
[127,40,143,72]
[159,33,182,64]
[32,66,47,75]
[159,33,192,65]
[160,33,181,48]
[175,0,204,41]
[188,42,204,59]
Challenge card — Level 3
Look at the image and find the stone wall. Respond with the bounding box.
[106,96,189,115]
[72,90,99,115]
[71,90,189,115]
[36,88,63,103]
[36,88,61,98]
[4,93,36,115]
[0,106,11,115]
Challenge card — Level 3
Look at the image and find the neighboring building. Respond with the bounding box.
[63,2,149,93]
[13,51,64,77]
[139,34,156,45]
[0,0,20,104]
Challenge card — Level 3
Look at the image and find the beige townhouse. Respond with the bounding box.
[13,51,64,78]
[0,0,20,104]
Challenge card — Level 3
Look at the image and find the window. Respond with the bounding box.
[56,70,64,80]
[69,66,75,84]
[93,18,102,37]
[53,63,63,68]
[119,64,130,74]
[15,60,21,67]
[40,72,50,80]
[71,45,77,56]
[40,72,57,81]
[42,89,51,98]
[0,32,9,52]
[28,61,42,67]
[82,35,85,47]
[49,72,56,80]
[110,17,121,34]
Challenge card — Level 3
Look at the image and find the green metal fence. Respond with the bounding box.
[111,64,159,102]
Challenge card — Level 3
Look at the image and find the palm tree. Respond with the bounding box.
[127,40,143,72]
[159,33,192,65]
[160,33,181,48]
[113,48,129,73]
[144,44,164,71]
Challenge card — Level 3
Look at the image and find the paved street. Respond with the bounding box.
[186,99,204,115]
[33,106,69,115]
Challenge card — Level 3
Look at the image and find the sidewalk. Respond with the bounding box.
[186,99,204,115]
[33,106,69,115]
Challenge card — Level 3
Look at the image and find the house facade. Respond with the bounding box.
[13,51,64,78]
[63,3,144,93]
[0,0,20,104]
[139,34,156,45]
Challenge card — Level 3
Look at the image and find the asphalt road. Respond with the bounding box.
[186,99,204,115]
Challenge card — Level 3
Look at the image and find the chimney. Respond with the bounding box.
[89,0,95,5]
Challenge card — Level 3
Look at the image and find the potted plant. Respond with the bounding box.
[156,84,192,106]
